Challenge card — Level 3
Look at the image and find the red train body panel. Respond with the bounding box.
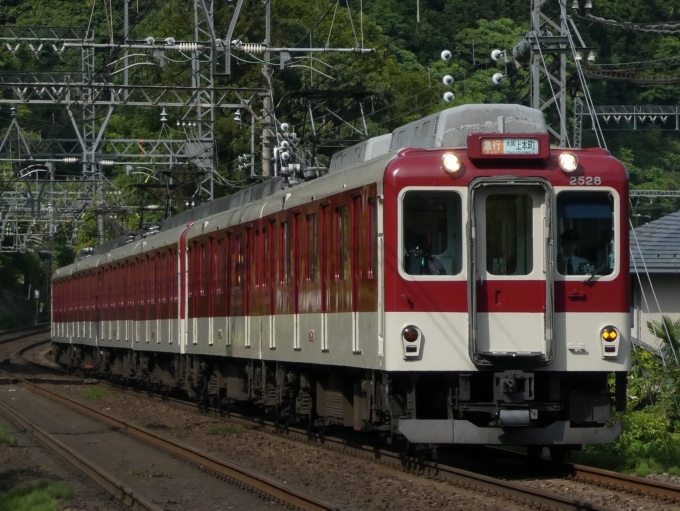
[52,104,630,453]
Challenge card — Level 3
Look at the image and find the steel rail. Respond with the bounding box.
[487,447,680,504]
[14,378,345,511]
[0,398,163,511]
[98,386,610,511]
[0,324,50,344]
[570,463,680,502]
[29,340,677,509]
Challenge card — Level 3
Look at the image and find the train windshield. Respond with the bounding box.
[557,191,615,276]
[402,190,462,276]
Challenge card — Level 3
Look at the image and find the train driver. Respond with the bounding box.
[558,229,591,275]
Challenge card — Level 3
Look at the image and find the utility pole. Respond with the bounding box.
[529,0,569,147]
[262,0,273,177]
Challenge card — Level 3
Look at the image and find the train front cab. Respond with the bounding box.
[385,138,630,450]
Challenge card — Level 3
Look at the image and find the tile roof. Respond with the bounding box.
[631,210,680,274]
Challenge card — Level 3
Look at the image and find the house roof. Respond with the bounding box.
[631,210,680,274]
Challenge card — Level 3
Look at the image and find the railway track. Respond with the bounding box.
[0,322,50,343]
[97,381,680,511]
[0,397,163,511]
[0,327,345,511]
[8,328,680,511]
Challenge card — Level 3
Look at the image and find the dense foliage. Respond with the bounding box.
[575,316,680,475]
[3,0,680,253]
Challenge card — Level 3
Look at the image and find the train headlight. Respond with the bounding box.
[558,152,579,173]
[442,153,463,176]
[601,326,618,341]
[600,325,620,358]
[402,325,419,342]
[402,325,422,359]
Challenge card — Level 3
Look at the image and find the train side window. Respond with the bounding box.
[260,228,267,290]
[149,256,155,305]
[268,221,276,293]
[556,191,615,276]
[246,228,253,292]
[188,246,194,298]
[306,214,318,284]
[367,198,377,279]
[486,194,533,276]
[235,235,243,290]
[140,257,146,305]
[281,222,291,285]
[208,238,215,296]
[120,265,124,310]
[200,242,208,296]
[161,253,168,303]
[402,191,462,276]
[216,239,224,295]
[335,206,348,281]
[225,234,232,301]
[352,196,362,281]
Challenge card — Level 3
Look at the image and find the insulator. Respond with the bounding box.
[99,160,115,167]
[512,38,532,66]
[177,42,200,52]
[240,43,265,54]
[62,157,79,164]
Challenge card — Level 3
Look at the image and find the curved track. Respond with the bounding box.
[0,327,344,511]
[8,328,680,511]
[101,383,680,511]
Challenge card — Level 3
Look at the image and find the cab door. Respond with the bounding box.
[468,179,554,365]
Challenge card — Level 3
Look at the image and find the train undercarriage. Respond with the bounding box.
[53,341,626,458]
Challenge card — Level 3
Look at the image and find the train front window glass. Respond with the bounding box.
[402,191,462,276]
[557,192,615,276]
[486,194,533,276]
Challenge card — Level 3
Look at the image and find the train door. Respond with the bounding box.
[469,180,554,365]
[94,270,101,344]
[293,213,301,349]
[351,195,361,353]
[320,204,330,350]
[268,221,276,350]
[244,229,252,348]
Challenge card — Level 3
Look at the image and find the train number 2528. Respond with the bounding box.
[569,176,601,186]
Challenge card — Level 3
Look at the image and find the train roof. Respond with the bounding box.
[53,151,395,279]
[58,103,551,278]
[329,103,547,173]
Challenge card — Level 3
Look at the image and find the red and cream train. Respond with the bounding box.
[52,104,630,455]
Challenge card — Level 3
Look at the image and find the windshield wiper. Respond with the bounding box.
[584,261,610,283]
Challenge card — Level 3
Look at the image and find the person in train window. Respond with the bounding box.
[558,229,590,275]
[404,233,447,275]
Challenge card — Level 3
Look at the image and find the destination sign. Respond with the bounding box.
[480,138,540,156]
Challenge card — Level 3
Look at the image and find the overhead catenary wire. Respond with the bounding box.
[574,13,680,35]
[560,4,606,149]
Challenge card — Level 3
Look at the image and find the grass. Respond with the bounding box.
[0,426,16,447]
[0,480,73,511]
[208,425,247,436]
[570,407,680,476]
[80,386,108,400]
[573,443,680,477]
